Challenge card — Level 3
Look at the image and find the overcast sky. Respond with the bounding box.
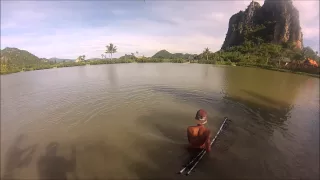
[1,0,319,59]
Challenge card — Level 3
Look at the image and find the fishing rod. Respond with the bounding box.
[179,117,229,175]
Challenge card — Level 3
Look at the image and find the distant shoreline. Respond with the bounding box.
[1,61,319,78]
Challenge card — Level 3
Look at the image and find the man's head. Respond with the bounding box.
[195,109,207,125]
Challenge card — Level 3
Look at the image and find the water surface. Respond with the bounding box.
[1,63,319,179]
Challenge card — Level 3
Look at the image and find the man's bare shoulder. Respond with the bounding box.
[187,125,199,130]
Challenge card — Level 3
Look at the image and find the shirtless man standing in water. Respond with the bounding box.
[187,109,212,152]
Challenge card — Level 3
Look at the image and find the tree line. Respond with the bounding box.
[1,41,319,76]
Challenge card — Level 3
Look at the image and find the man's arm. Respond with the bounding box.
[205,130,211,152]
[187,127,191,143]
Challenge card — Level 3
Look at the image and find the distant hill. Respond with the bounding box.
[49,57,74,63]
[0,47,41,67]
[152,50,172,58]
[152,49,196,59]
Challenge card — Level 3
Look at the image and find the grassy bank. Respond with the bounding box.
[0,59,133,75]
[0,58,186,75]
[1,58,319,78]
[235,63,320,78]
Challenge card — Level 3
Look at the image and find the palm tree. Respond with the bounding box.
[203,47,210,61]
[106,43,117,60]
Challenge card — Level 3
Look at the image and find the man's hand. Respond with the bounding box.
[206,146,211,152]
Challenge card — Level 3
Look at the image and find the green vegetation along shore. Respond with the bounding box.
[1,42,319,77]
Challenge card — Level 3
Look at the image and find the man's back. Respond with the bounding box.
[187,125,211,152]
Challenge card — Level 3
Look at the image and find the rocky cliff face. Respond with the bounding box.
[221,0,303,50]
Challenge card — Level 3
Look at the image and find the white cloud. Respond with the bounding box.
[3,27,223,59]
[1,0,319,59]
[293,0,319,41]
[1,22,17,30]
[111,9,127,15]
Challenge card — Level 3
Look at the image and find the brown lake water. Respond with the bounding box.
[1,63,319,179]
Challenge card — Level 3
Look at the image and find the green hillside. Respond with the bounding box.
[152,50,173,58]
[1,47,41,67]
[0,47,78,74]
[152,49,195,59]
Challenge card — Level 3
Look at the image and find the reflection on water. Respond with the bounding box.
[37,142,76,180]
[203,65,209,79]
[225,89,293,128]
[77,66,88,79]
[0,64,319,179]
[2,134,38,180]
[220,67,318,179]
[107,64,118,87]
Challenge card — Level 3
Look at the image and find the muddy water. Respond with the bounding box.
[1,63,319,179]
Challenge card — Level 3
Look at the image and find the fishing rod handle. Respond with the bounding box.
[186,150,207,175]
[179,149,205,173]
